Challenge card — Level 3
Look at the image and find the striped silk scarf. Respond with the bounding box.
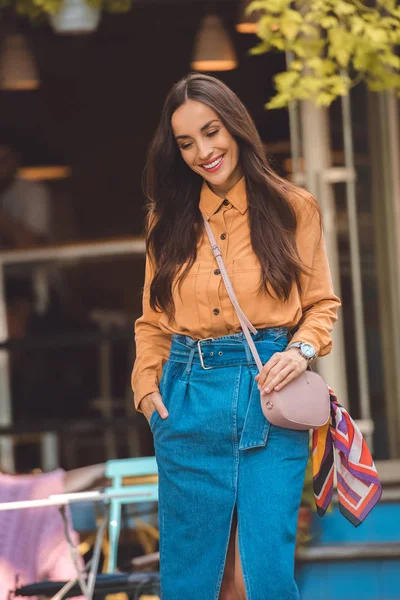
[312,387,382,526]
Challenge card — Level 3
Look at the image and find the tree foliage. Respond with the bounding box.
[0,0,132,20]
[248,0,400,108]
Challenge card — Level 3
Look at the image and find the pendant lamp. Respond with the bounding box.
[0,33,40,91]
[236,0,262,34]
[191,15,237,72]
[50,0,101,35]
[18,166,72,181]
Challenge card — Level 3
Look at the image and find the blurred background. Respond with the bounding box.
[0,1,398,598]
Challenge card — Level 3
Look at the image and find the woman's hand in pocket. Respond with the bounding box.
[139,391,169,425]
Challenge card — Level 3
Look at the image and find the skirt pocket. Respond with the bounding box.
[149,408,161,432]
[149,360,173,433]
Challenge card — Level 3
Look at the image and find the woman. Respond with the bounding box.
[132,73,340,600]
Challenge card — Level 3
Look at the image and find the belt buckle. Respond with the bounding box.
[197,337,214,370]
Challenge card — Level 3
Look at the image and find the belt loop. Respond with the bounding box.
[185,344,197,375]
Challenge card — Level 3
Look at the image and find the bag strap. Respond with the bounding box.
[202,215,264,373]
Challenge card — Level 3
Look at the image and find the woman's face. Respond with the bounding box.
[171,99,242,196]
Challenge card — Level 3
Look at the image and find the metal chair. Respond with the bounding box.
[105,456,159,573]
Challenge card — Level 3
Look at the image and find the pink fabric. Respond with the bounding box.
[0,469,84,600]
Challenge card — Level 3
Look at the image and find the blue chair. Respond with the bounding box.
[105,456,158,573]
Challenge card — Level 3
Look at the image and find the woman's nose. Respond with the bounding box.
[198,146,213,163]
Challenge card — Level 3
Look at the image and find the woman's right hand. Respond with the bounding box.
[139,391,169,425]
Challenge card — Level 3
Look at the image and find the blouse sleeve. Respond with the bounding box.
[289,193,341,356]
[131,254,172,412]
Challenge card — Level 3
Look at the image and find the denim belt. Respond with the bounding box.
[169,327,288,375]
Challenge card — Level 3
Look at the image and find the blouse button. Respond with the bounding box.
[214,269,220,275]
[220,233,227,240]
[223,199,229,206]
[213,308,220,315]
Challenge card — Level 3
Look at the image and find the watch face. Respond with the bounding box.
[301,343,315,358]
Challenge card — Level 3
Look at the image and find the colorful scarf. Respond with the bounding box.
[312,387,382,526]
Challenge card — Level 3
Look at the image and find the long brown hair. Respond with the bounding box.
[144,73,315,317]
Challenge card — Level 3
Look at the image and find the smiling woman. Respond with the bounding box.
[172,104,242,196]
[131,73,340,600]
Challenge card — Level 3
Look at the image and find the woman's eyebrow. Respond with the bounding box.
[175,120,220,141]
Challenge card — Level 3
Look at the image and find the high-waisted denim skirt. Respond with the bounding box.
[150,327,310,600]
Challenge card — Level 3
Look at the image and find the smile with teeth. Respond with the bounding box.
[201,155,224,171]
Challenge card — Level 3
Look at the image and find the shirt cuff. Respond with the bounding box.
[132,374,160,413]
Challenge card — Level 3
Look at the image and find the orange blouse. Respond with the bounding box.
[131,177,340,411]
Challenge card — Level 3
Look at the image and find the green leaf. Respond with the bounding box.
[320,16,338,29]
[304,10,324,23]
[351,17,365,36]
[379,52,400,69]
[380,16,400,28]
[297,76,323,94]
[292,41,308,58]
[326,74,350,96]
[281,19,300,40]
[300,24,319,37]
[353,47,375,71]
[378,0,398,14]
[258,15,278,40]
[271,38,286,50]
[365,25,388,44]
[266,93,292,109]
[251,0,290,14]
[328,28,354,67]
[307,57,337,76]
[316,92,335,106]
[274,70,300,91]
[333,1,356,16]
[363,12,381,23]
[292,38,325,59]
[289,60,303,71]
[283,8,303,23]
[249,41,272,55]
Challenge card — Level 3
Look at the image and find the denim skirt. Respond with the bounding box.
[150,327,310,600]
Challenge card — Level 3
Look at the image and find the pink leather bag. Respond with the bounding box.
[203,216,330,431]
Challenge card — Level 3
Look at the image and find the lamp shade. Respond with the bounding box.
[18,166,72,181]
[236,0,262,34]
[191,15,237,72]
[50,0,101,35]
[0,34,40,91]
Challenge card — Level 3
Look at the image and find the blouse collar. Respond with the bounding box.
[199,176,247,220]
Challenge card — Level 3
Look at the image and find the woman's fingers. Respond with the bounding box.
[152,392,169,419]
[261,366,295,393]
[255,353,280,388]
[140,391,169,422]
[271,370,300,392]
[256,349,308,393]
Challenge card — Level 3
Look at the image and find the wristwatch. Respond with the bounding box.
[287,341,317,363]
